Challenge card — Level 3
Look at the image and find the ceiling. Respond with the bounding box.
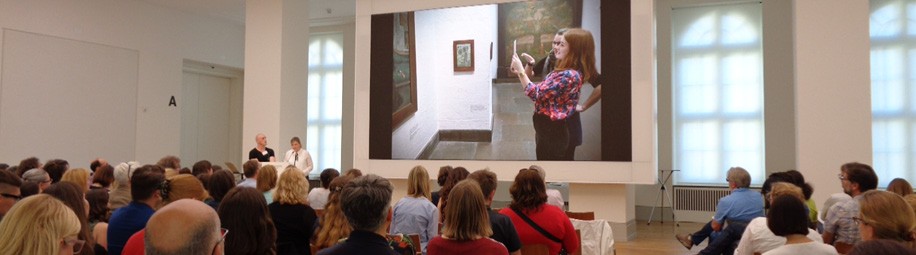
[137,0,356,25]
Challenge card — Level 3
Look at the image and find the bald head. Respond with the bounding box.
[255,133,267,147]
[145,199,221,255]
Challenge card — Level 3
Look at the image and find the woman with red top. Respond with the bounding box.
[510,28,598,160]
[500,169,578,255]
[428,179,508,255]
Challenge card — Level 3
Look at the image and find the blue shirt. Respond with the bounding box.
[107,201,155,255]
[713,188,764,224]
[389,196,438,255]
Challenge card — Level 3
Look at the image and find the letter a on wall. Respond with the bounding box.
[169,96,177,107]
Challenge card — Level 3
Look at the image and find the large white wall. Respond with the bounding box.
[0,0,244,167]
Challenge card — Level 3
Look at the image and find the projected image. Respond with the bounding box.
[370,0,629,162]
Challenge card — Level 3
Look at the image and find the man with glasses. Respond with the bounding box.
[21,168,51,192]
[0,169,22,220]
[675,167,764,255]
[145,199,226,255]
[822,162,878,254]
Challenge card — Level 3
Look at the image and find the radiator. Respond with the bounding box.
[673,186,732,212]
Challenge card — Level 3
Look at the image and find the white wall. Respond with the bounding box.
[390,12,442,159]
[0,0,244,167]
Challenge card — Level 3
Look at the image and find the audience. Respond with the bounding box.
[676,167,764,255]
[856,190,916,249]
[823,162,878,254]
[87,188,111,253]
[343,168,363,177]
[109,162,141,210]
[764,195,837,254]
[206,170,237,211]
[239,160,259,188]
[19,181,39,199]
[0,169,22,220]
[90,158,109,173]
[314,175,357,250]
[155,155,181,171]
[270,168,318,255]
[735,182,822,255]
[45,182,96,255]
[91,164,115,190]
[256,165,278,204]
[886,178,914,197]
[318,174,395,255]
[431,166,452,207]
[161,174,210,205]
[0,194,82,255]
[530,165,564,209]
[218,187,277,255]
[44,159,70,183]
[390,166,439,254]
[62,168,92,193]
[192,160,213,177]
[468,169,522,255]
[17,156,41,176]
[107,165,165,255]
[22,168,52,192]
[144,199,224,255]
[821,192,852,222]
[500,168,578,255]
[438,167,469,218]
[428,179,509,255]
[784,170,818,226]
[309,168,339,210]
[847,239,916,255]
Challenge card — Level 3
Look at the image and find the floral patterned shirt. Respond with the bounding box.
[525,69,582,121]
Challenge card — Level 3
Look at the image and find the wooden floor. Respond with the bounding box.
[614,220,708,255]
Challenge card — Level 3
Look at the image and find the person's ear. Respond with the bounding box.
[387,207,393,222]
[489,191,496,201]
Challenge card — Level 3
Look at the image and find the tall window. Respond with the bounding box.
[871,0,916,187]
[307,32,344,177]
[671,3,764,185]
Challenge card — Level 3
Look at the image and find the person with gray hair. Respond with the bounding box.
[530,165,564,209]
[145,199,225,255]
[318,174,397,255]
[21,168,51,192]
[676,166,764,255]
[109,161,141,210]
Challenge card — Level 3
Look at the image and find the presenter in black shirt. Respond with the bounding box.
[248,133,275,162]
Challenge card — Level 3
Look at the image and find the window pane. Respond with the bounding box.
[307,32,344,177]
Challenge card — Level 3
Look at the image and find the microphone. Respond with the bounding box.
[294,152,299,163]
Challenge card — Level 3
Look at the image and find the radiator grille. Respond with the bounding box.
[673,186,731,212]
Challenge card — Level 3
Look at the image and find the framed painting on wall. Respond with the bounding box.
[453,40,474,72]
[392,12,417,128]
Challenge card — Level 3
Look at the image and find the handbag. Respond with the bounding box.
[511,207,569,255]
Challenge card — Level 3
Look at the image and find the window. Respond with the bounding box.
[307,32,344,178]
[871,0,916,187]
[671,3,765,185]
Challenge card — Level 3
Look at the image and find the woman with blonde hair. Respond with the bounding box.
[857,190,916,249]
[315,175,357,250]
[257,164,279,204]
[390,165,439,254]
[45,182,96,255]
[0,194,84,255]
[62,168,91,193]
[270,167,318,255]
[428,179,508,255]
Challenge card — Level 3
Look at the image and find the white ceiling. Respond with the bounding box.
[138,0,356,25]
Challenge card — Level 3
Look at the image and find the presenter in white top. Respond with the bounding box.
[284,137,313,174]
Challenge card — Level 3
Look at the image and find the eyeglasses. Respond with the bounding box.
[852,216,869,226]
[211,228,229,255]
[0,193,21,201]
[837,174,847,180]
[62,238,86,254]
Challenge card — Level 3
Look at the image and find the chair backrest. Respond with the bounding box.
[571,229,582,255]
[565,211,595,221]
[520,244,550,255]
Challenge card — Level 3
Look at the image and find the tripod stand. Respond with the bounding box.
[647,169,679,226]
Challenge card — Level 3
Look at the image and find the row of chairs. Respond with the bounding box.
[519,211,595,255]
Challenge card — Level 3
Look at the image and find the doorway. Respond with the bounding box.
[180,61,243,168]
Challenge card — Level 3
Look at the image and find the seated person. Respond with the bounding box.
[249,133,276,162]
[427,180,509,255]
[734,182,822,255]
[822,162,878,254]
[468,169,522,255]
[318,175,398,255]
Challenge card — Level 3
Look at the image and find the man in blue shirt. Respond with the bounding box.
[107,165,165,255]
[676,167,764,255]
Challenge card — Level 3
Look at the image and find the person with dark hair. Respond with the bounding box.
[735,182,823,255]
[107,165,165,255]
[499,169,578,255]
[763,195,837,254]
[676,167,763,255]
[239,160,260,188]
[90,158,108,172]
[91,164,115,190]
[145,199,224,255]
[390,166,438,254]
[783,170,818,225]
[0,163,8,171]
[17,156,41,176]
[87,188,111,253]
[428,180,509,255]
[6,166,18,177]
[431,166,451,206]
[18,181,39,199]
[848,239,916,255]
[156,156,181,171]
[438,167,469,217]
[249,133,276,162]
[319,175,395,255]
[43,159,69,183]
[178,167,191,175]
[45,182,96,255]
[309,168,339,210]
[192,160,213,177]
[887,178,914,197]
[0,169,22,220]
[284,136,313,174]
[823,162,879,253]
[468,169,522,255]
[206,170,237,211]
[218,187,277,255]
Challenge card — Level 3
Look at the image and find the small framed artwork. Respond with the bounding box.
[453,40,474,72]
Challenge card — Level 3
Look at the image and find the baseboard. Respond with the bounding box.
[635,205,675,222]
[439,129,492,142]
[416,132,440,160]
[608,219,637,241]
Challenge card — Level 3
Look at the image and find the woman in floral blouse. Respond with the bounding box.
[510,28,598,160]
